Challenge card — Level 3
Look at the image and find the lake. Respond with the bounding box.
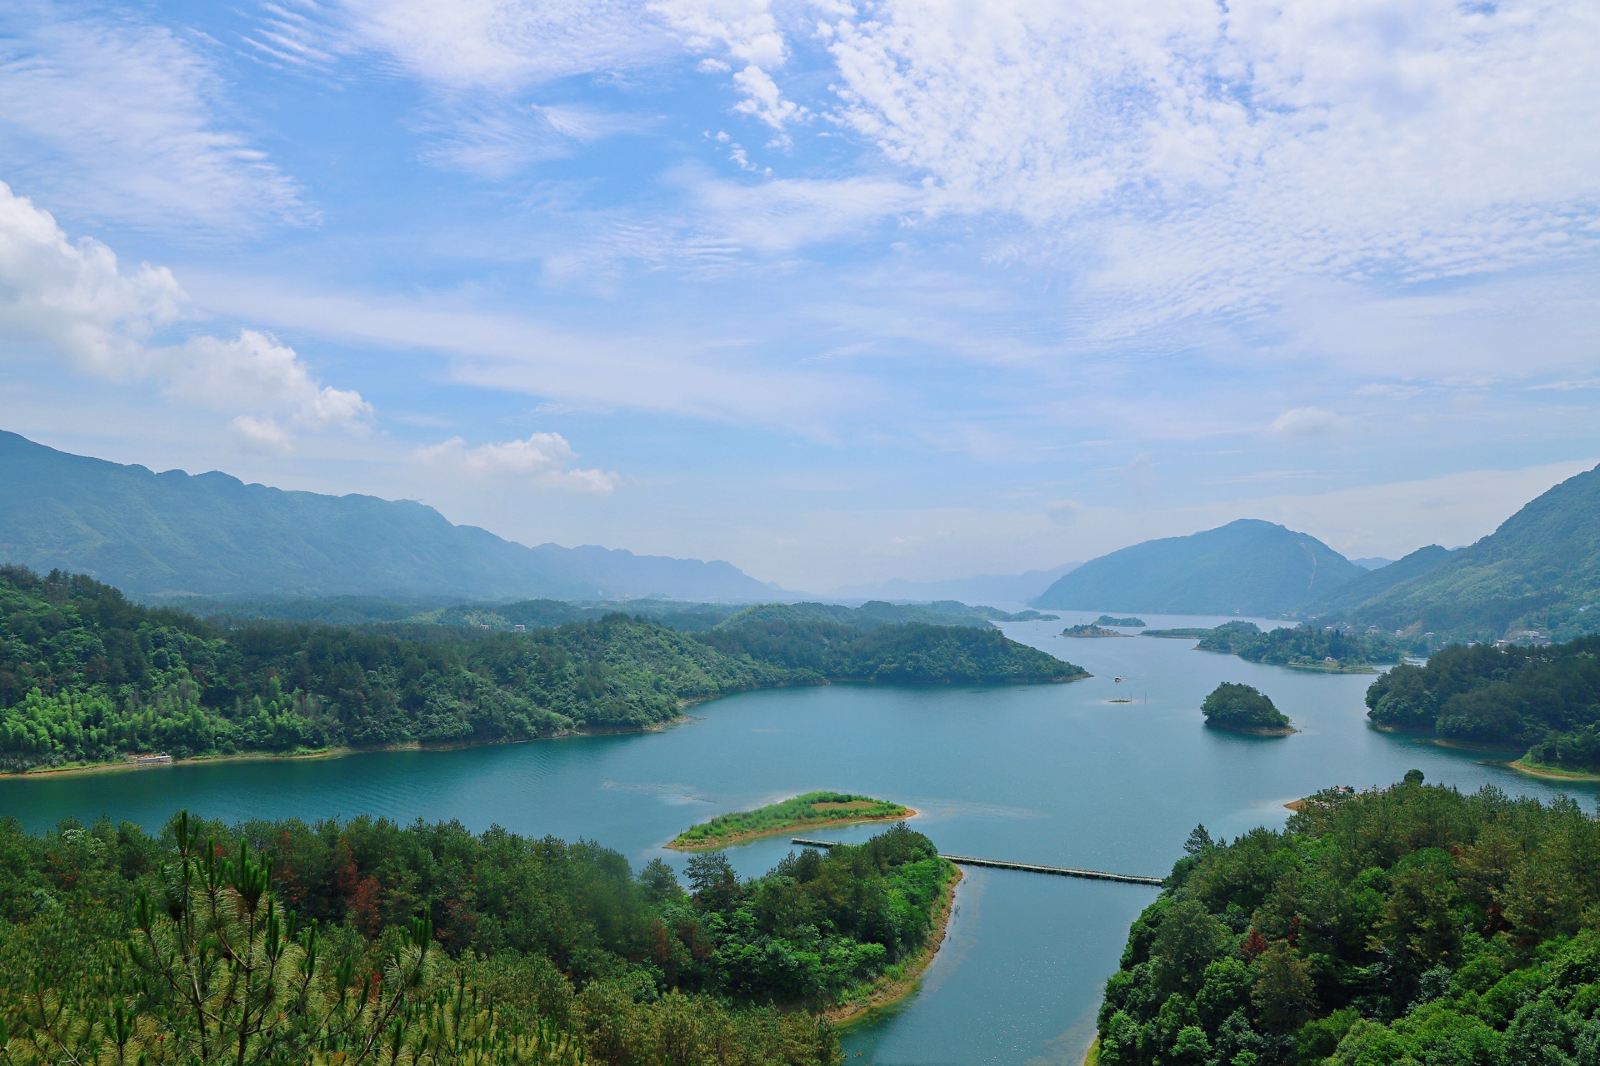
[1,611,1591,1064]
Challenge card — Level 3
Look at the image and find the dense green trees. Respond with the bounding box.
[1201,683,1294,734]
[699,613,1085,685]
[0,813,955,1064]
[1096,780,1600,1066]
[1365,636,1600,770]
[0,567,1081,771]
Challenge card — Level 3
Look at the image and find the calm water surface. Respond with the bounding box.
[2,612,1592,1065]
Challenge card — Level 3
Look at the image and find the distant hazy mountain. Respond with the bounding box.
[1304,545,1454,617]
[0,431,777,602]
[1350,556,1395,570]
[1331,463,1600,640]
[1032,519,1364,616]
[839,562,1081,606]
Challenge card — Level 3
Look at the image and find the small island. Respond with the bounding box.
[667,791,916,850]
[1201,681,1295,736]
[1061,624,1130,638]
[1094,615,1146,627]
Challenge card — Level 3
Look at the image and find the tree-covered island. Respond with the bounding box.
[1198,622,1404,673]
[1063,623,1132,638]
[668,791,916,850]
[1096,615,1148,627]
[1201,682,1295,735]
[1094,779,1600,1066]
[0,812,959,1063]
[0,567,1087,773]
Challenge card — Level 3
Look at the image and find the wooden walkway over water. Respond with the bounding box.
[791,838,1164,887]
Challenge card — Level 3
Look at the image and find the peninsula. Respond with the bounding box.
[668,791,915,850]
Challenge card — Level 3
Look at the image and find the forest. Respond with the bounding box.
[0,812,952,1064]
[1095,778,1600,1066]
[1364,636,1600,771]
[0,567,1080,771]
[1197,623,1406,671]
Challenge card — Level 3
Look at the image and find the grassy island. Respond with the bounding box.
[1201,681,1295,735]
[1095,615,1147,627]
[668,790,915,850]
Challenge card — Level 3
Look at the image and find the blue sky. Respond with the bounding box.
[1,0,1597,592]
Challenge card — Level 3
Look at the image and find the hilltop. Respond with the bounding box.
[1032,519,1363,616]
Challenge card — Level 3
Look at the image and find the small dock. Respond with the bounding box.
[791,838,1164,887]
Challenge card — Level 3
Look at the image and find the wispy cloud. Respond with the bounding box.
[0,3,310,231]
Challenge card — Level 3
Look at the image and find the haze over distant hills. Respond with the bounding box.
[1316,462,1600,640]
[0,431,778,602]
[837,562,1081,606]
[1032,518,1365,617]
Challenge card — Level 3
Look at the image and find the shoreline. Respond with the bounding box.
[1,715,699,781]
[666,806,919,851]
[824,863,963,1027]
[1506,758,1600,784]
[4,671,1092,782]
[1205,722,1297,737]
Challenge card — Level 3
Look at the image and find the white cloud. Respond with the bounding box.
[651,0,801,129]
[0,182,369,440]
[230,414,295,453]
[0,181,182,374]
[336,0,669,91]
[167,331,373,430]
[801,0,1600,340]
[1269,407,1344,437]
[0,4,308,231]
[416,433,620,493]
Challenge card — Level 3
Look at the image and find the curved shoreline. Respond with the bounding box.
[1507,758,1600,784]
[666,806,919,851]
[824,864,962,1027]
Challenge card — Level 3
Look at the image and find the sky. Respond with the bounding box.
[1,0,1597,593]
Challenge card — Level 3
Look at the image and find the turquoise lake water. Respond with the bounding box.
[1,611,1591,1064]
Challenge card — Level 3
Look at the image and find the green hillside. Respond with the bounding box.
[0,430,774,602]
[1303,544,1455,617]
[1033,519,1363,616]
[1335,463,1600,640]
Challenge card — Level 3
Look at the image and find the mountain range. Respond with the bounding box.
[0,431,778,602]
[1031,518,1366,617]
[1314,462,1600,640]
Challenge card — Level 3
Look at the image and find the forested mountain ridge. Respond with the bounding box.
[1325,463,1600,641]
[1095,780,1600,1066]
[1033,519,1363,616]
[0,430,776,601]
[0,566,1083,771]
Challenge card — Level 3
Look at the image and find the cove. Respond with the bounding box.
[1,612,1592,1065]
